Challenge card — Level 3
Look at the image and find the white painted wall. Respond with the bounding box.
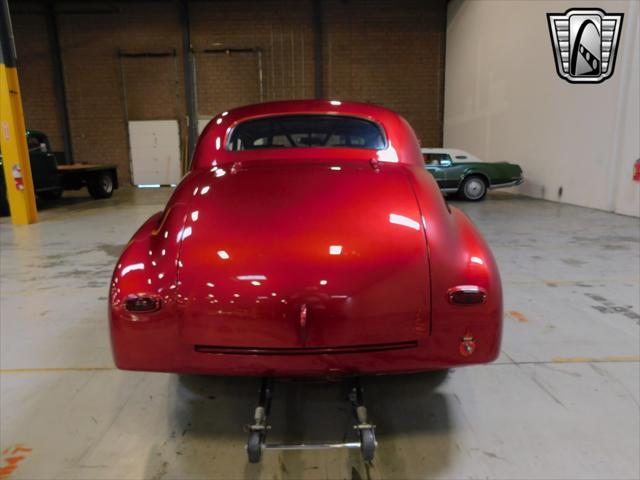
[198,117,213,135]
[444,0,639,216]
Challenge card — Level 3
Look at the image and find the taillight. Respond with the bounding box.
[448,286,487,305]
[125,295,161,312]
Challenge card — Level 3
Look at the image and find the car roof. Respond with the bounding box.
[224,99,401,122]
[420,147,480,162]
[192,99,424,169]
[26,130,47,138]
[421,148,471,156]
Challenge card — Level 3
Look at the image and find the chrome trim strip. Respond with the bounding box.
[195,340,418,356]
[489,179,524,189]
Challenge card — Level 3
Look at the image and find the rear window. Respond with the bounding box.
[227,115,386,151]
[423,153,452,165]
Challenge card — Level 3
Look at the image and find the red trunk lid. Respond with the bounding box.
[176,161,429,349]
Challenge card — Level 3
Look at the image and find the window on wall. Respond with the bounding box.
[228,115,386,151]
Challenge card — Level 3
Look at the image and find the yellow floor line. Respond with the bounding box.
[0,367,116,374]
[551,355,640,364]
[1,356,639,374]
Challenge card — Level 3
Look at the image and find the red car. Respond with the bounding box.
[109,100,502,378]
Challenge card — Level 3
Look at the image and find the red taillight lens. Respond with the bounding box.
[448,286,487,305]
[125,295,161,312]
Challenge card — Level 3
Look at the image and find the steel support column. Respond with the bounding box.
[0,0,37,224]
[180,0,197,163]
[45,1,73,164]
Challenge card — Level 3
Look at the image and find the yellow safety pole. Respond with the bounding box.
[0,0,37,224]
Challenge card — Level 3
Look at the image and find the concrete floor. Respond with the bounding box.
[1,188,639,480]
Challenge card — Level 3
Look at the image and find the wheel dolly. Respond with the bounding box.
[245,377,377,463]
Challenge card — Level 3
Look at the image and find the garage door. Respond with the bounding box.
[128,120,181,186]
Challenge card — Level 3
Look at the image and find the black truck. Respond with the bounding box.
[1,130,118,216]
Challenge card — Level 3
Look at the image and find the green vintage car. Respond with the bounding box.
[422,148,524,201]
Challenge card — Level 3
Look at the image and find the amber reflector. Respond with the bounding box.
[125,296,161,312]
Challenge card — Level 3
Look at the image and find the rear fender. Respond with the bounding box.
[431,206,502,359]
[109,175,201,323]
[406,165,502,359]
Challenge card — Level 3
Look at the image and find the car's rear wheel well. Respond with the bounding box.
[458,174,489,201]
[462,172,490,187]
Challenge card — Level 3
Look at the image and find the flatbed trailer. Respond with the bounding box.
[55,163,119,196]
[1,130,118,216]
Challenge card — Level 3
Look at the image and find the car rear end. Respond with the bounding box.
[109,101,503,377]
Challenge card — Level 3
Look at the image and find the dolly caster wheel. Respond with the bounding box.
[359,428,376,462]
[247,431,263,463]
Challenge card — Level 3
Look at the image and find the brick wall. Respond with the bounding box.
[323,0,446,147]
[11,11,63,151]
[11,0,445,185]
[190,0,316,113]
[57,2,184,184]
